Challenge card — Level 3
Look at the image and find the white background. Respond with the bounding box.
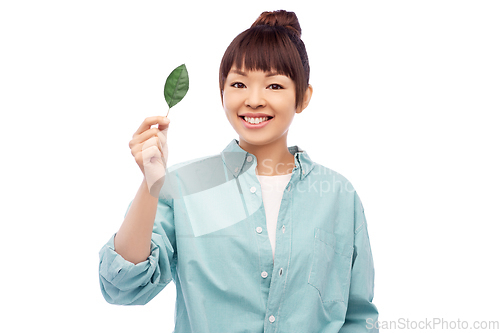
[1,0,499,332]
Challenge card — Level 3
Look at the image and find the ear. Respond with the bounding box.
[296,84,313,114]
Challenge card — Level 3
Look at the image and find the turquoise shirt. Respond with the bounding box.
[99,139,378,332]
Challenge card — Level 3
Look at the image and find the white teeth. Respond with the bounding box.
[243,116,270,124]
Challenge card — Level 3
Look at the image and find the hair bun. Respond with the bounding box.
[251,10,301,37]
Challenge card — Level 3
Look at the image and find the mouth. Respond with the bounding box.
[239,115,274,125]
[239,115,274,129]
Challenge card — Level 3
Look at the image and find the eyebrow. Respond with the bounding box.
[228,69,281,77]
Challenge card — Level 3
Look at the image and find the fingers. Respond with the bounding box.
[130,127,166,152]
[133,116,169,138]
[156,130,166,148]
[158,117,170,131]
[129,116,170,183]
[142,135,159,152]
[130,116,169,149]
[142,143,162,166]
[130,127,158,144]
[142,144,167,198]
[131,134,162,158]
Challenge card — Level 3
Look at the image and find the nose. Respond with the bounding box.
[245,88,265,109]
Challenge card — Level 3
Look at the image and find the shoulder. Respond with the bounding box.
[309,161,368,232]
[307,160,366,212]
[307,161,357,194]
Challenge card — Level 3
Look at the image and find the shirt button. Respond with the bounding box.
[261,271,268,278]
[279,268,283,276]
[250,186,256,193]
[269,315,275,323]
[256,227,263,233]
[282,225,285,233]
[247,156,253,162]
[234,167,239,173]
[302,169,305,175]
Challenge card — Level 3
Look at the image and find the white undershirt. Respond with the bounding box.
[256,173,293,260]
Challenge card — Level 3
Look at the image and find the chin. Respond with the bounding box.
[238,135,272,147]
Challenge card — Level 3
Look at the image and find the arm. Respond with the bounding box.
[98,179,176,305]
[114,178,160,264]
[340,192,379,332]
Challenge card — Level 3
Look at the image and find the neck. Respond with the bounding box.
[238,136,295,176]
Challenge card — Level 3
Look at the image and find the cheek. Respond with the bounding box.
[272,92,297,114]
[222,92,240,113]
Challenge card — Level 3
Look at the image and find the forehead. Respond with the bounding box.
[228,66,291,78]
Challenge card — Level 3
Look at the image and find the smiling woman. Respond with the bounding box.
[218,11,314,174]
[99,9,378,333]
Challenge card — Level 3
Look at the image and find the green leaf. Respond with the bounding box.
[164,63,189,110]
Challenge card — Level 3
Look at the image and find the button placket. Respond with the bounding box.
[263,185,292,330]
[260,165,293,329]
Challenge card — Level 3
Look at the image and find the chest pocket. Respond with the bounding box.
[308,228,354,303]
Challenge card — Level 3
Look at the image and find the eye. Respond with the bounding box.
[268,84,283,90]
[230,82,246,89]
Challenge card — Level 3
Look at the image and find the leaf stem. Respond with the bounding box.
[166,106,170,118]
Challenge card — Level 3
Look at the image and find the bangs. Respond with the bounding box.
[229,26,301,78]
[219,25,309,108]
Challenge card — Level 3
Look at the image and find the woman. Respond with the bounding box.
[99,9,378,332]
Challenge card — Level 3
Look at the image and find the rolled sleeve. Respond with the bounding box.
[340,192,379,332]
[98,196,176,305]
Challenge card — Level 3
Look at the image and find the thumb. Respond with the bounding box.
[158,117,170,131]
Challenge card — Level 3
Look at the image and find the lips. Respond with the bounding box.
[240,116,273,124]
[239,116,273,129]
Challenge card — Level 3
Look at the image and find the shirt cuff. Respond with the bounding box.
[99,233,170,298]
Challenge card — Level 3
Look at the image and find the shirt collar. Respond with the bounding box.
[221,138,315,180]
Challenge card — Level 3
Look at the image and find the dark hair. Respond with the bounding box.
[219,10,310,108]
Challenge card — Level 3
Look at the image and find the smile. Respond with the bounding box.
[243,116,271,124]
[239,116,273,129]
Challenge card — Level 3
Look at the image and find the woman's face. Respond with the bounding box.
[222,65,304,148]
